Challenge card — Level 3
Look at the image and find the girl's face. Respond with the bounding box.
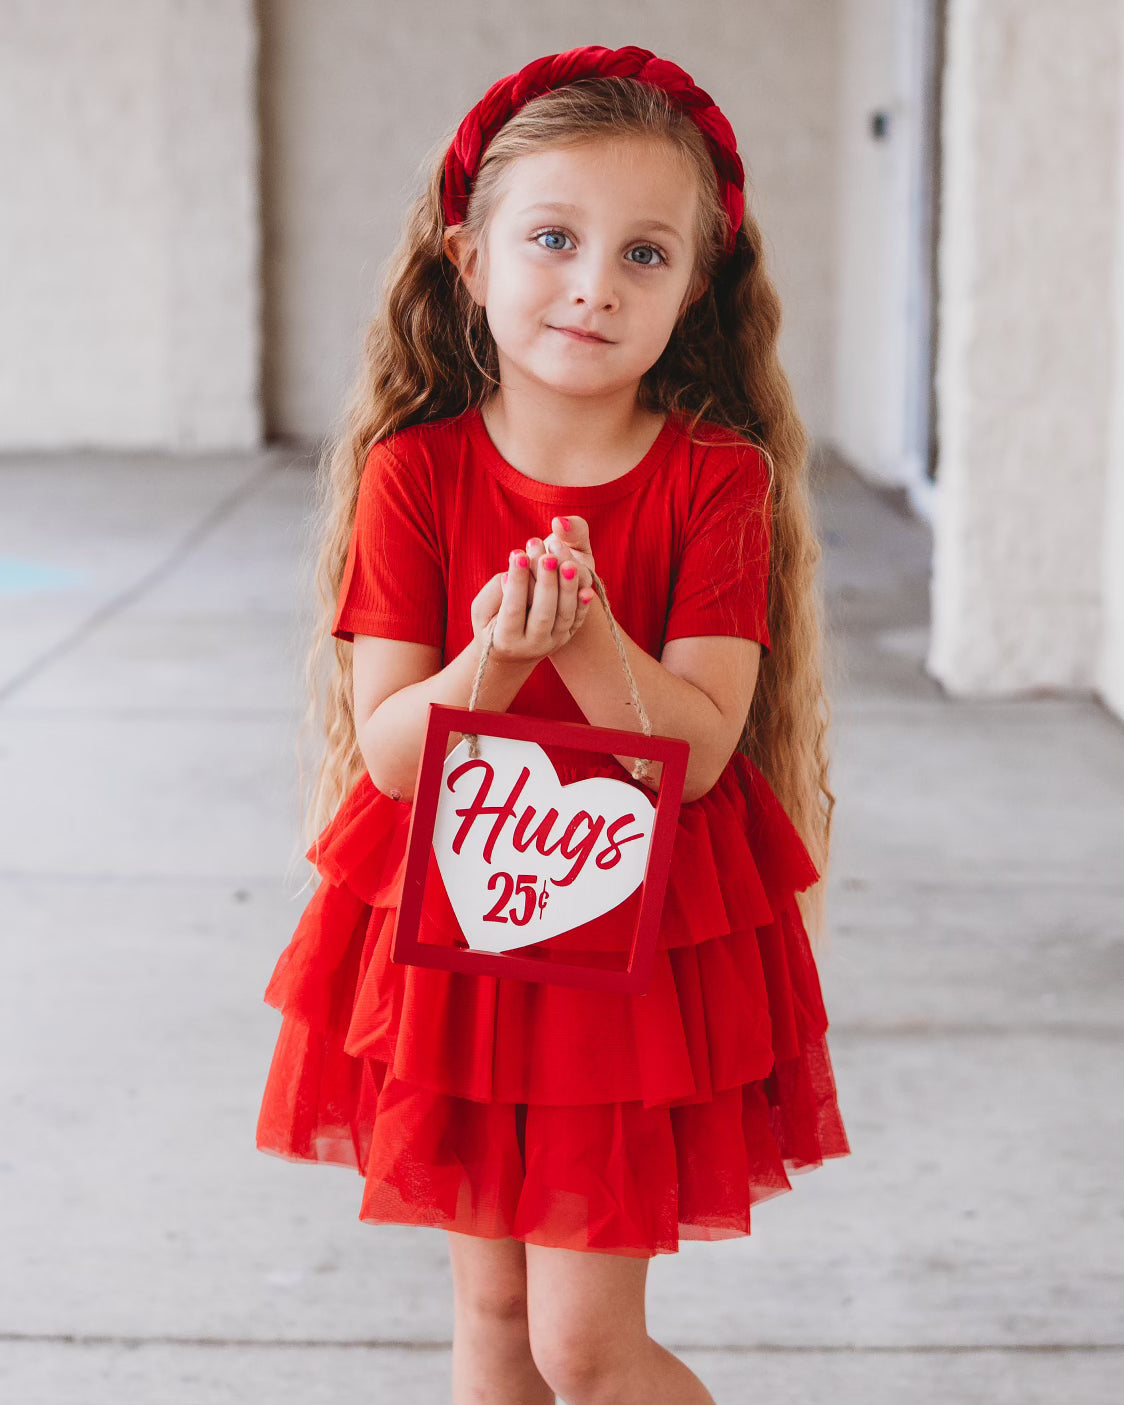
[447,137,705,401]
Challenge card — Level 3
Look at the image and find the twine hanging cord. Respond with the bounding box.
[463,569,655,784]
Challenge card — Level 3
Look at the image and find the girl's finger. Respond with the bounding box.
[470,571,506,635]
[526,553,559,640]
[497,551,531,634]
[555,559,580,634]
[551,514,592,556]
[543,533,594,590]
[485,571,505,611]
[524,536,547,578]
[569,587,595,638]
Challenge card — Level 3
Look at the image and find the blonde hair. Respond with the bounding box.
[291,76,837,951]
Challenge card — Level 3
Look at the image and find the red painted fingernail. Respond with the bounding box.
[561,563,577,580]
[542,556,558,572]
[516,554,529,568]
[560,517,572,531]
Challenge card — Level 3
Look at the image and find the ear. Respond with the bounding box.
[443,225,486,306]
[677,271,709,320]
[685,270,708,307]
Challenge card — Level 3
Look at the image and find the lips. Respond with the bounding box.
[552,326,612,343]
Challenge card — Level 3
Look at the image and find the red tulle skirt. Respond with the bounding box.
[255,750,851,1257]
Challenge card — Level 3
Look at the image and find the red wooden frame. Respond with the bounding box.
[390,703,690,993]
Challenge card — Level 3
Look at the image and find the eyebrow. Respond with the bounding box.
[516,201,685,244]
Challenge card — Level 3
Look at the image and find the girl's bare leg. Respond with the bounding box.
[525,1244,715,1405]
[447,1231,555,1405]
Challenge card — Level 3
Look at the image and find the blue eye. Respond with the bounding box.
[535,229,574,252]
[532,229,667,266]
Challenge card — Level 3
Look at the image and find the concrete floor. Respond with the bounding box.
[0,441,1121,1403]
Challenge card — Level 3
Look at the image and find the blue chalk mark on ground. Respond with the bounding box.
[0,558,87,595]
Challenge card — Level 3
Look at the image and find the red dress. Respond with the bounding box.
[255,405,851,1257]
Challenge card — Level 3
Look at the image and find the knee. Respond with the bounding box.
[455,1277,529,1328]
[529,1313,641,1402]
[448,1234,532,1336]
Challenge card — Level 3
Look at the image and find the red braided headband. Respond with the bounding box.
[442,45,746,259]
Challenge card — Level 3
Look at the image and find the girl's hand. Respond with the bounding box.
[523,515,596,594]
[469,548,596,664]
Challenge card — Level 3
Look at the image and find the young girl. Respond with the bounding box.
[256,44,851,1405]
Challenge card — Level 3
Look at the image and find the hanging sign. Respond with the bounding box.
[391,704,689,993]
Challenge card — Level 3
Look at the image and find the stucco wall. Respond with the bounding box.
[929,0,1121,697]
[0,0,260,450]
[259,1,842,445]
[1,3,840,451]
[832,0,918,487]
[1099,0,1124,719]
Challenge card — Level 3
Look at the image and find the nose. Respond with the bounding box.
[569,249,620,312]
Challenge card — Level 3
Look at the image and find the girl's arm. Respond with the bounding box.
[547,599,761,803]
[354,633,538,800]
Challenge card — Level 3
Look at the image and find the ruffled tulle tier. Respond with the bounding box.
[256,751,851,1257]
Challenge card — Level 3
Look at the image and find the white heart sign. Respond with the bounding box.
[432,736,656,954]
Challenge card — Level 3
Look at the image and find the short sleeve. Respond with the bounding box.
[331,441,446,647]
[663,440,773,652]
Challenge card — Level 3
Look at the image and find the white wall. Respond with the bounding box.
[0,0,261,450]
[0,2,841,452]
[928,0,1120,698]
[259,0,843,445]
[832,0,920,487]
[1098,0,1124,719]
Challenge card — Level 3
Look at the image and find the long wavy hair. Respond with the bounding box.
[290,76,837,950]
